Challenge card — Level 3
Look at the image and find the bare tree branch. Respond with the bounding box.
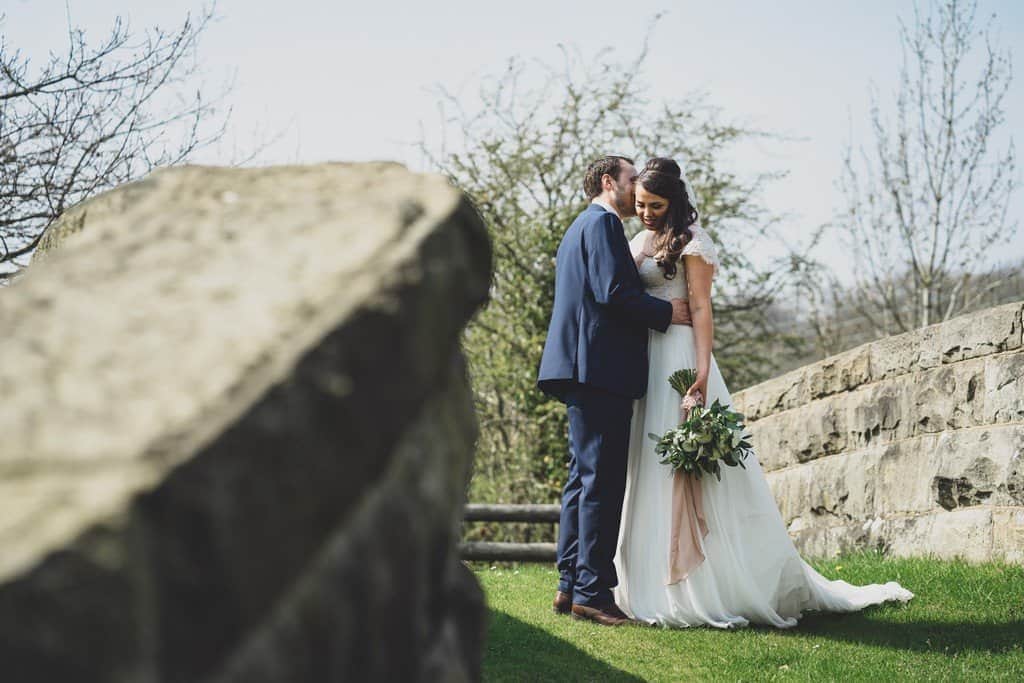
[826,0,1017,334]
[0,3,229,279]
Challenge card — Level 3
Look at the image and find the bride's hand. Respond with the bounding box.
[678,378,704,419]
[685,376,708,403]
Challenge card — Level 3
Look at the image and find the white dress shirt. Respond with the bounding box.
[592,198,620,220]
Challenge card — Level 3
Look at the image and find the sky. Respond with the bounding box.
[5,0,1023,278]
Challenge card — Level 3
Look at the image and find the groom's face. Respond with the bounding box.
[611,162,638,218]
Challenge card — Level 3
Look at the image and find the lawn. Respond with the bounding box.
[474,553,1024,682]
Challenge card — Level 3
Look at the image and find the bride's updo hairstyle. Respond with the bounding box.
[636,158,699,279]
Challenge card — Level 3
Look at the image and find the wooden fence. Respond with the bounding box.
[460,503,559,562]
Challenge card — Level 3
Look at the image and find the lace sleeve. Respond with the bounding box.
[681,224,719,273]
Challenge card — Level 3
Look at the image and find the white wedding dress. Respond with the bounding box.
[614,225,913,629]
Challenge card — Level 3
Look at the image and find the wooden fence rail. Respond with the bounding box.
[460,503,559,563]
[463,503,559,523]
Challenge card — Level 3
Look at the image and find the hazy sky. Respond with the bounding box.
[6,1,1023,276]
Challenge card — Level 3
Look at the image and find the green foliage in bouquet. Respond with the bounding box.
[649,369,753,481]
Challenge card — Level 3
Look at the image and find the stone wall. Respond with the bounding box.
[0,163,491,681]
[731,302,1024,563]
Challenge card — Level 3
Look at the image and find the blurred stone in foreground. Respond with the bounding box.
[732,301,1024,563]
[0,163,491,682]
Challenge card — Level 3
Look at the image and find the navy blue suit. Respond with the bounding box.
[537,203,672,606]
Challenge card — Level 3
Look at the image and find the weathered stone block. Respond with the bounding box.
[868,324,942,382]
[891,508,995,562]
[788,508,997,562]
[770,445,884,528]
[791,400,848,464]
[804,344,872,400]
[746,413,801,472]
[731,368,808,422]
[904,428,1022,513]
[848,380,905,448]
[983,351,1024,425]
[992,507,1024,564]
[0,163,491,681]
[906,360,986,436]
[938,302,1024,364]
[929,428,1021,511]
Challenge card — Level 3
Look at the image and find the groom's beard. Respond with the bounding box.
[615,191,637,218]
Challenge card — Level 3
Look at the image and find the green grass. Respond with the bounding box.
[474,553,1024,682]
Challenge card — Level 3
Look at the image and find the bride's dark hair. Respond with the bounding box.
[636,158,699,279]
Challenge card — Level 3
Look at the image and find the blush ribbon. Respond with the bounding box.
[667,391,709,585]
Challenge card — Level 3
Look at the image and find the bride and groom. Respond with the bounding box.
[537,155,913,628]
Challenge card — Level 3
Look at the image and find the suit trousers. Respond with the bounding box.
[556,383,634,606]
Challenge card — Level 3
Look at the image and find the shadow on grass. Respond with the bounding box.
[776,608,1024,655]
[483,609,643,682]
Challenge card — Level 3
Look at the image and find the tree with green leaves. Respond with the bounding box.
[422,45,802,539]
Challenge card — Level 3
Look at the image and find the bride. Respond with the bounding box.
[613,158,913,628]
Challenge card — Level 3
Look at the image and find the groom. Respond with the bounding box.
[538,155,690,626]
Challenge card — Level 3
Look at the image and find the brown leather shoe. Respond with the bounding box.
[571,602,633,626]
[552,591,572,615]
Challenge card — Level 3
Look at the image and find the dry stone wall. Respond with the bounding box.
[731,302,1024,563]
[0,163,490,682]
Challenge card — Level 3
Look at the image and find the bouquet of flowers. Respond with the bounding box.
[648,369,753,481]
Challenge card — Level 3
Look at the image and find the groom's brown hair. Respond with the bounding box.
[583,155,635,200]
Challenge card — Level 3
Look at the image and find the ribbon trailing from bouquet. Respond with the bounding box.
[667,470,708,584]
[667,393,709,585]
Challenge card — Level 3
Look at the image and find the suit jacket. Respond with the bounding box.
[537,203,673,400]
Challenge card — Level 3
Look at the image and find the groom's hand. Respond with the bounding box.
[670,298,692,326]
